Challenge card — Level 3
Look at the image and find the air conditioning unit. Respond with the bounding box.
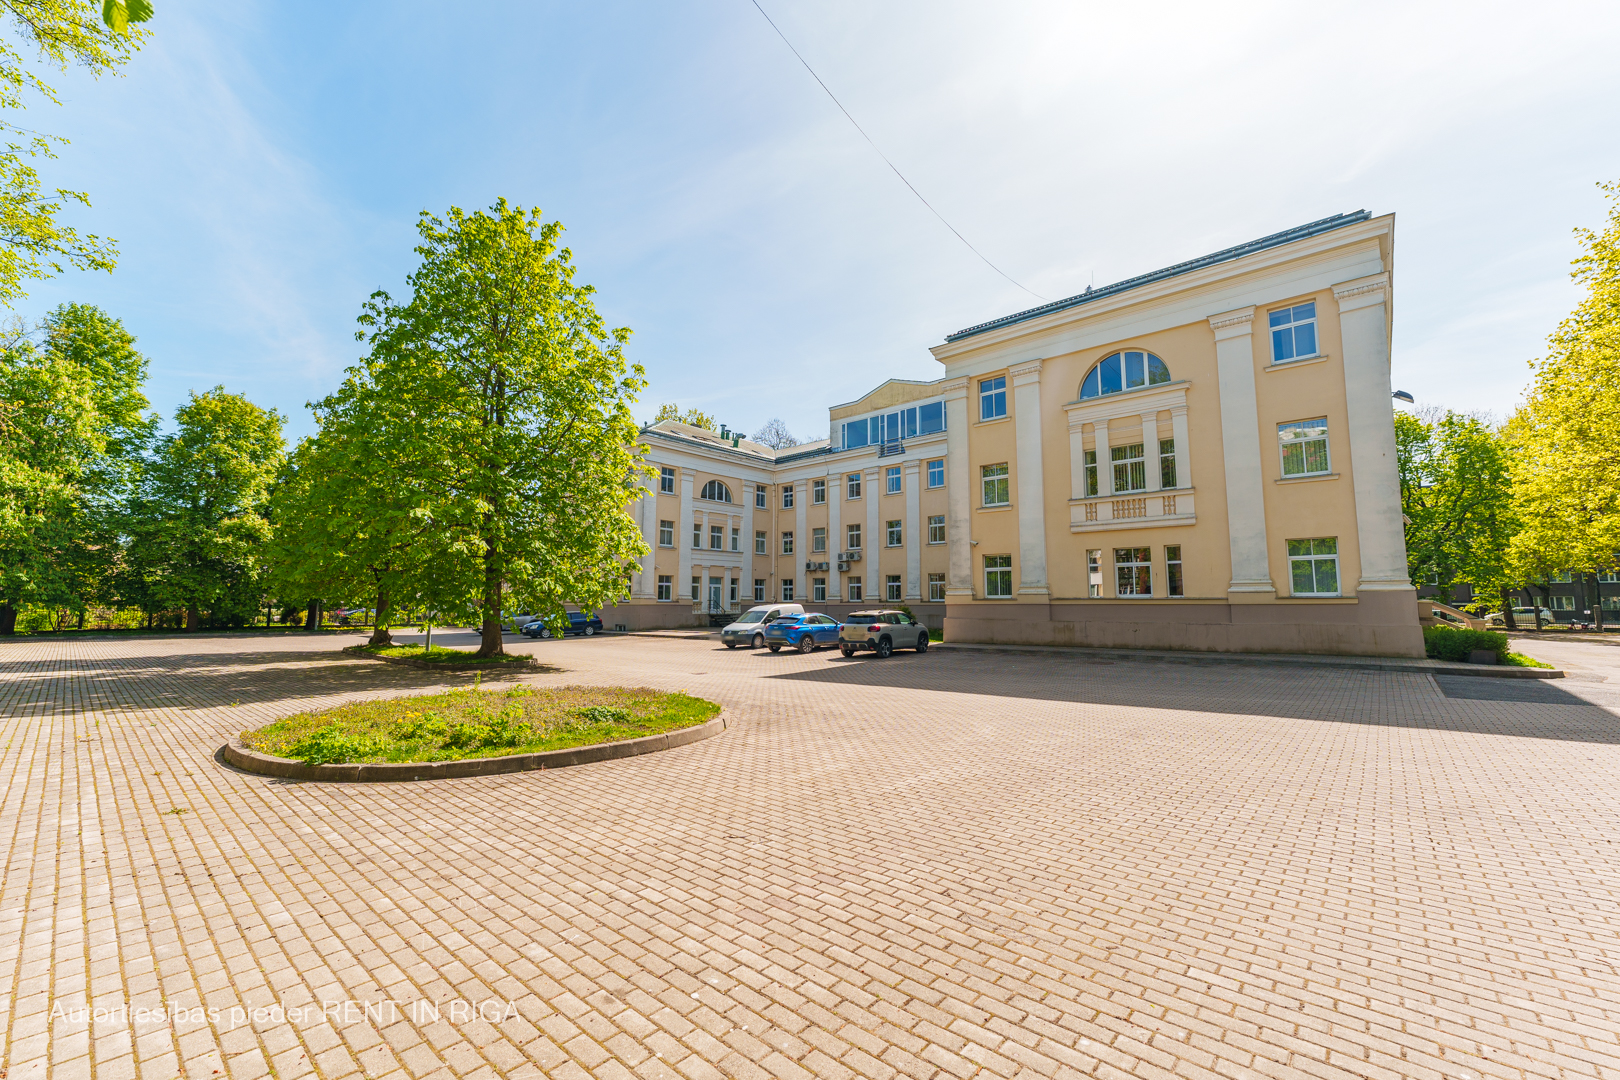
[836,562,850,572]
[848,550,862,561]
[818,561,831,571]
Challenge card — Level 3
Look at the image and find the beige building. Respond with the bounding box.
[606,210,1423,657]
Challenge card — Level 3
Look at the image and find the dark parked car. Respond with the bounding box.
[838,610,929,658]
[763,613,843,653]
[521,611,603,638]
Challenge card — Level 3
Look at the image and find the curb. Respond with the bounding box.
[341,645,539,672]
[221,715,728,783]
[933,641,1565,679]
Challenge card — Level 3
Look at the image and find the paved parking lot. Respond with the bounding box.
[2,629,1619,1080]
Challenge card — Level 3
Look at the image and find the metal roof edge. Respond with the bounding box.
[943,211,1374,344]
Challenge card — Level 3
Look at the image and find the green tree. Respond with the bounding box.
[351,199,649,657]
[652,402,716,431]
[0,303,151,632]
[1507,180,1620,624]
[0,1,155,304]
[126,387,284,630]
[1396,409,1518,613]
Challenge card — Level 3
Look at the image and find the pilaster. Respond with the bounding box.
[903,460,922,600]
[1210,306,1274,601]
[1009,358,1049,598]
[943,378,971,595]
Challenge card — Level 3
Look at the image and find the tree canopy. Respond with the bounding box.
[653,402,717,431]
[1396,408,1517,607]
[751,417,799,449]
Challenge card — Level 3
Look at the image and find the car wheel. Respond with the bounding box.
[752,633,764,649]
[916,634,928,652]
[540,627,551,639]
[839,645,855,657]
[583,625,595,636]
[798,635,816,654]
[875,637,892,658]
[725,641,737,649]
[768,643,781,653]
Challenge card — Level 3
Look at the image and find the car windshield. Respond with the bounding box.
[737,611,766,624]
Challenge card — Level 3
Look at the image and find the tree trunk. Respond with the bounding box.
[77,609,86,631]
[1500,586,1517,630]
[0,603,15,636]
[186,605,200,631]
[367,582,393,647]
[1592,572,1606,634]
[305,600,322,630]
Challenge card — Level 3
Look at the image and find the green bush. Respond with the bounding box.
[289,726,382,766]
[1423,625,1509,663]
[574,705,632,725]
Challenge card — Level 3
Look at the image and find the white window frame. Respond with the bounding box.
[1269,301,1319,364]
[1114,547,1152,597]
[692,522,702,549]
[812,527,826,553]
[755,484,766,509]
[658,520,674,547]
[886,520,903,547]
[1159,438,1177,489]
[754,579,765,602]
[927,459,945,488]
[813,578,826,602]
[1279,419,1330,478]
[928,515,945,544]
[847,473,862,499]
[982,463,1010,507]
[1087,549,1102,598]
[928,573,946,601]
[1166,544,1184,598]
[886,466,902,495]
[812,478,826,504]
[1287,537,1341,597]
[659,466,676,494]
[886,575,903,602]
[700,479,732,503]
[984,555,1012,598]
[846,576,863,602]
[755,530,767,556]
[847,523,862,550]
[781,531,794,555]
[730,527,740,552]
[781,581,794,602]
[1111,443,1147,494]
[691,576,700,601]
[656,575,672,602]
[709,524,724,550]
[979,376,1007,421]
[782,486,794,509]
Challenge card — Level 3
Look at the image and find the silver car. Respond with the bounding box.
[721,604,806,649]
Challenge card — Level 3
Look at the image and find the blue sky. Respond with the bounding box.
[20,0,1620,442]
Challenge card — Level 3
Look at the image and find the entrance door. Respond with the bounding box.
[708,577,723,612]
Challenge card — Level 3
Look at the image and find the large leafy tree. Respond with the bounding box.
[350,199,649,657]
[652,402,716,431]
[1507,180,1620,618]
[1396,409,1518,612]
[0,303,151,632]
[0,1,155,304]
[125,387,283,630]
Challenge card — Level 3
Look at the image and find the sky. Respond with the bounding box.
[18,0,1620,443]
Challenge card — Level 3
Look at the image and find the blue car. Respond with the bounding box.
[521,611,603,639]
[763,613,842,653]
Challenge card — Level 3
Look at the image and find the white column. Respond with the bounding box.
[1143,413,1161,493]
[740,478,755,606]
[1067,413,1087,500]
[1335,273,1411,591]
[633,472,657,597]
[677,470,694,611]
[1171,406,1191,489]
[1009,359,1048,597]
[866,467,882,602]
[1209,307,1273,599]
[1096,417,1113,497]
[904,460,922,600]
[943,378,972,596]
[827,469,842,601]
[794,480,808,601]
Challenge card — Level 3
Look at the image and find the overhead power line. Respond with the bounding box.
[748,0,1047,303]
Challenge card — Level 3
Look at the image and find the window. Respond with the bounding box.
[692,522,702,548]
[1087,550,1102,598]
[812,527,826,553]
[843,418,869,449]
[1550,571,1573,583]
[1603,597,1620,611]
[782,486,794,509]
[979,376,1007,420]
[708,525,722,550]
[1115,547,1152,596]
[1166,545,1184,597]
[755,531,766,555]
[984,555,1012,598]
[781,580,795,601]
[886,466,902,494]
[1270,301,1318,363]
[755,484,767,509]
[1160,438,1177,489]
[982,463,1010,507]
[1601,572,1620,583]
[919,401,945,434]
[730,578,738,604]
[847,473,862,499]
[657,575,672,601]
[1287,538,1340,596]
[887,575,903,602]
[754,579,765,602]
[1551,594,1574,610]
[658,520,674,547]
[847,524,862,550]
[846,576,863,601]
[927,459,944,488]
[813,578,826,602]
[928,573,946,601]
[1080,351,1171,400]
[731,527,740,552]
[1112,443,1147,493]
[691,576,700,601]
[1085,450,1098,497]
[928,515,945,544]
[781,532,794,555]
[813,479,826,504]
[700,479,732,502]
[887,520,903,547]
[659,466,675,494]
[1279,420,1330,477]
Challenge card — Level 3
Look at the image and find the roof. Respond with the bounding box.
[943,210,1373,343]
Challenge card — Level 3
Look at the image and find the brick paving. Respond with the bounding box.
[1,629,1619,1080]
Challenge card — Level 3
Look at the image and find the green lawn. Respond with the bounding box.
[350,642,534,665]
[241,685,721,766]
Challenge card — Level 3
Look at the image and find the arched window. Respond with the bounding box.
[700,480,732,503]
[1080,351,1171,400]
